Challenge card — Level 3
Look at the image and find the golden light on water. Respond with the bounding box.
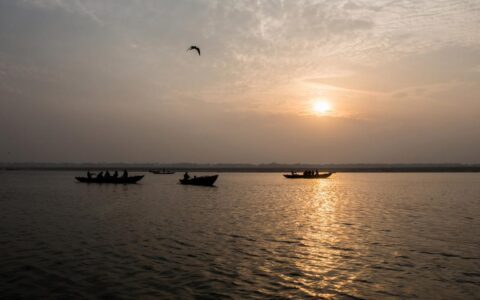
[312,100,332,115]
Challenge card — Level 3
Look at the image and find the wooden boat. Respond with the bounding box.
[75,175,144,184]
[179,175,218,186]
[283,172,333,179]
[149,169,175,175]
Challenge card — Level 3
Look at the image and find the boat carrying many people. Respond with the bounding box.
[149,169,175,175]
[76,170,144,184]
[283,169,333,179]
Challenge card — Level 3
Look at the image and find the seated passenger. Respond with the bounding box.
[122,169,128,178]
[183,172,190,180]
[97,171,104,179]
[113,171,118,178]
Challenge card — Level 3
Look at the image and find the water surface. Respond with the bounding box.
[1,172,479,299]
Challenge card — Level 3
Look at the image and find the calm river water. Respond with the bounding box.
[0,172,479,299]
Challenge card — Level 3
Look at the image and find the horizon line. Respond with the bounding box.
[2,162,480,166]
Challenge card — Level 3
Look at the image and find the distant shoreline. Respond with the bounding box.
[2,163,480,173]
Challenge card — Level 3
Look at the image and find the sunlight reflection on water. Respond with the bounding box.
[0,172,479,299]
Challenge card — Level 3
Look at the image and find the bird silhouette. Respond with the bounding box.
[187,45,201,56]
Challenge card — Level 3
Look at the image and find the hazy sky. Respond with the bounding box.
[1,0,479,163]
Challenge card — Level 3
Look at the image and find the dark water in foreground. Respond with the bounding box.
[0,172,479,299]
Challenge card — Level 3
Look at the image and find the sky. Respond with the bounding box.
[0,0,479,163]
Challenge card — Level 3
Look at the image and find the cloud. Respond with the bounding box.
[306,46,480,94]
[1,0,480,162]
[20,0,105,24]
[328,18,374,34]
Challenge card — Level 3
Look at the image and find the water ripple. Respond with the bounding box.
[1,172,480,299]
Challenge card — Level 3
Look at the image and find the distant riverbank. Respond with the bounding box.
[2,163,480,173]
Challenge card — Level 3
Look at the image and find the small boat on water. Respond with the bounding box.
[284,172,333,179]
[76,175,144,184]
[179,175,218,186]
[149,169,175,175]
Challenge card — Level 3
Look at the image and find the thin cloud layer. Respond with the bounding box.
[1,0,479,163]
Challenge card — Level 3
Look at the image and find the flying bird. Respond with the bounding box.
[187,45,201,56]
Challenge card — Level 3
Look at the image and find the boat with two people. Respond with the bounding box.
[284,170,333,179]
[179,172,218,186]
[149,168,175,175]
[76,170,144,184]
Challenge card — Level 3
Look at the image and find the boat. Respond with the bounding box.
[149,169,175,175]
[179,175,218,186]
[283,172,333,179]
[75,175,144,184]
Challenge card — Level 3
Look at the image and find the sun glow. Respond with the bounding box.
[312,100,332,115]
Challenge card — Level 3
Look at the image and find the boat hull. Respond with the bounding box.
[75,175,144,184]
[283,173,333,179]
[149,170,175,175]
[179,175,218,186]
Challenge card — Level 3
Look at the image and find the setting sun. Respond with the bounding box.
[312,100,332,115]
